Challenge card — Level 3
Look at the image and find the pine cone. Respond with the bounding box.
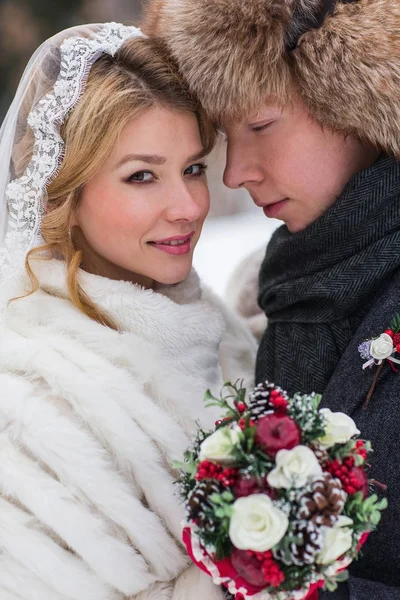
[298,473,346,526]
[186,480,223,531]
[289,520,323,566]
[248,381,289,420]
[309,442,329,467]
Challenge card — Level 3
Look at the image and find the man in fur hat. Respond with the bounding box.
[142,1,400,598]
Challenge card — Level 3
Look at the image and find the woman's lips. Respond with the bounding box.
[148,232,194,256]
[263,198,289,219]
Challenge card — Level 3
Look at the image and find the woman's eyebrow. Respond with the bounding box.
[116,154,167,168]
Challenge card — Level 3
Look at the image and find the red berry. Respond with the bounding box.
[384,329,394,338]
[393,333,400,346]
[238,417,256,430]
[396,344,400,354]
[255,414,301,458]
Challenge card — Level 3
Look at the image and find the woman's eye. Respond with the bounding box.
[184,163,207,177]
[128,171,154,183]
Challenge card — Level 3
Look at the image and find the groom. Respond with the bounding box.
[142,1,400,599]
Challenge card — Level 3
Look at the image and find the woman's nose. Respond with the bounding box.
[165,182,209,222]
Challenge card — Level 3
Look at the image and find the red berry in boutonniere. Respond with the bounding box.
[384,329,394,338]
[255,414,301,458]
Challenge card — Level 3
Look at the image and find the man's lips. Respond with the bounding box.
[148,231,195,256]
[252,198,289,219]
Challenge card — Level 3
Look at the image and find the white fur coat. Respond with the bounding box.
[0,259,256,600]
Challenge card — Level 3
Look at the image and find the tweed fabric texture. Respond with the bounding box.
[256,155,400,394]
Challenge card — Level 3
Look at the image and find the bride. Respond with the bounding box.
[0,23,256,600]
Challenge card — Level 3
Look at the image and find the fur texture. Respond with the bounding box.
[0,260,256,599]
[142,0,400,156]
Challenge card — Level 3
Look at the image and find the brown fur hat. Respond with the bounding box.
[142,0,400,156]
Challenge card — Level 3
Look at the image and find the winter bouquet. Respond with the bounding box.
[177,381,387,600]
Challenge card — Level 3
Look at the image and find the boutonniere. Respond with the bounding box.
[358,315,400,407]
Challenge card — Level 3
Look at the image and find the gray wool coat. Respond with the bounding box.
[318,267,400,599]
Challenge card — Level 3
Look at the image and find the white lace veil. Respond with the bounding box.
[0,22,145,309]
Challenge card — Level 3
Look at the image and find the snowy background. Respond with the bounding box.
[194,207,280,298]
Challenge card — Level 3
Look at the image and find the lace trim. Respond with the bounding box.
[0,22,145,282]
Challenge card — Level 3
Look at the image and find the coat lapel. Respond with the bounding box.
[320,269,400,415]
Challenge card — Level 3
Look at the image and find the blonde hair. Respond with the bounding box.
[16,37,216,329]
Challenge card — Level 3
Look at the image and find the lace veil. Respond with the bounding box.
[0,22,145,313]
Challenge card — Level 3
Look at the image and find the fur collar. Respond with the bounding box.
[14,258,225,352]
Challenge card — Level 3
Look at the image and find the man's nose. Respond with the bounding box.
[223,142,263,189]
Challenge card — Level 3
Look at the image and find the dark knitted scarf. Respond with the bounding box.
[256,155,400,395]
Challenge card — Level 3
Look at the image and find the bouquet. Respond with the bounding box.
[177,381,387,600]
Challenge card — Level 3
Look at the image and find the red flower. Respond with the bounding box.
[233,475,277,500]
[255,414,301,458]
[231,548,269,587]
[231,548,285,588]
[350,466,369,498]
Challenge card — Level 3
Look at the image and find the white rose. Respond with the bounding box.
[229,494,289,552]
[318,409,360,448]
[370,333,394,360]
[267,445,322,489]
[199,425,240,464]
[317,516,354,565]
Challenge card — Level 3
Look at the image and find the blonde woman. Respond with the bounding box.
[0,23,256,600]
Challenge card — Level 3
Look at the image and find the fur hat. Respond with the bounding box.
[142,0,400,156]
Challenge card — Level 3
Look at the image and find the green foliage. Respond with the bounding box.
[329,439,371,465]
[288,393,326,444]
[204,381,247,421]
[345,492,388,533]
[174,423,212,499]
[197,491,235,560]
[390,313,400,333]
